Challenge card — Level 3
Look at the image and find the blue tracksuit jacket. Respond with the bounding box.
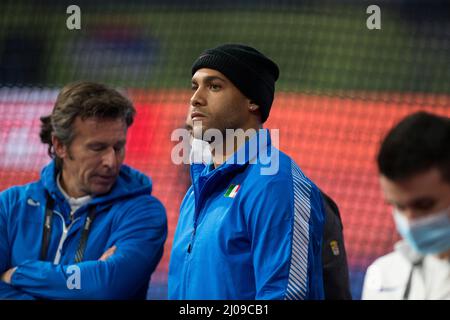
[0,160,167,299]
[168,129,325,299]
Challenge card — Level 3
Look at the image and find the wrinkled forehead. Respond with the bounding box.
[72,116,127,140]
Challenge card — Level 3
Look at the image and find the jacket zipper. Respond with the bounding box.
[53,211,80,265]
[187,170,221,254]
[187,228,196,253]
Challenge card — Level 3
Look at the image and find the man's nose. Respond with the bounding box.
[190,87,206,107]
[102,147,117,170]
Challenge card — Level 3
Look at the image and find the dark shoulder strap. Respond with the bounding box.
[40,195,54,261]
[40,193,96,263]
[74,206,96,263]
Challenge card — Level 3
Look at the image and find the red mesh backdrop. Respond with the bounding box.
[1,0,449,300]
[2,88,448,298]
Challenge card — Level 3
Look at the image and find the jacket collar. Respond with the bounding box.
[224,128,271,169]
[193,128,273,180]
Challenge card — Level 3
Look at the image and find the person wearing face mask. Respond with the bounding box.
[362,111,450,300]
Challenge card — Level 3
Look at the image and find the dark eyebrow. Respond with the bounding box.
[87,140,126,148]
[114,140,127,147]
[204,76,226,83]
[192,75,226,84]
[87,142,107,148]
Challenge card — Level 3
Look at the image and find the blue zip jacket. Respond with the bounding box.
[168,129,325,299]
[0,160,167,299]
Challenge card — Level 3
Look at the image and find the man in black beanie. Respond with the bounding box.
[190,43,279,123]
[169,44,326,299]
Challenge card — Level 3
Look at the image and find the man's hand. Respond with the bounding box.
[0,246,117,284]
[99,246,117,261]
[1,267,17,284]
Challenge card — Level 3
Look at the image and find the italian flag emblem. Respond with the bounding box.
[224,184,240,198]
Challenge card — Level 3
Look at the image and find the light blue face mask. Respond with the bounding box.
[393,206,450,255]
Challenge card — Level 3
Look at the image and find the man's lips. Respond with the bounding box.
[191,112,207,121]
[92,175,116,183]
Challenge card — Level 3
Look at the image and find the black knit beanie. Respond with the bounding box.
[191,44,279,123]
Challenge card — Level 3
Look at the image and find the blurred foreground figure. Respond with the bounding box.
[363,111,450,300]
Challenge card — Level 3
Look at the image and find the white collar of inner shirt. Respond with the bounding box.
[56,173,92,214]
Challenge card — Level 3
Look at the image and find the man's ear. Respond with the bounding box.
[52,135,67,159]
[249,101,259,111]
